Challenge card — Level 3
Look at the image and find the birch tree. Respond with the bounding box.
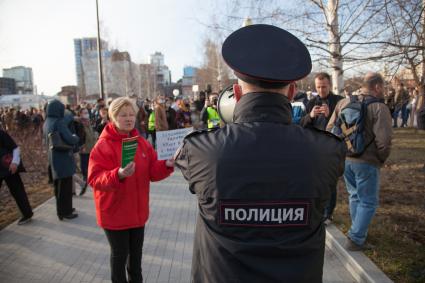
[206,0,389,95]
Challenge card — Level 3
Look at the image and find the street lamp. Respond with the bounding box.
[96,0,105,100]
[173,89,180,98]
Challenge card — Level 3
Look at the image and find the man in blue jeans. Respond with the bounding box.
[327,73,393,251]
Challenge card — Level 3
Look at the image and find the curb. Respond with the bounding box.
[326,224,393,283]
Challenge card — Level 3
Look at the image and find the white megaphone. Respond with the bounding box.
[217,85,237,124]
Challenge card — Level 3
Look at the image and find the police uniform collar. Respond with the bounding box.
[233,92,292,124]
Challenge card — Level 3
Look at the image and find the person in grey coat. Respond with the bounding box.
[43,100,79,220]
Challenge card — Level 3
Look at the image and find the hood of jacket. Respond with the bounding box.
[46,100,65,118]
[233,92,292,124]
[99,122,139,142]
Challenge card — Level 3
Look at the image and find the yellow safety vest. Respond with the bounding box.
[148,111,155,131]
[207,107,220,129]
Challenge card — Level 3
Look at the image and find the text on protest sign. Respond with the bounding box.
[156,128,193,160]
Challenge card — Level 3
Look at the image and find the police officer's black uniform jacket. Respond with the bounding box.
[175,92,346,283]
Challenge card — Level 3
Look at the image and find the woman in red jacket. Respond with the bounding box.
[88,97,174,283]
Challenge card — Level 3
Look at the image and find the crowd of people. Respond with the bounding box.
[1,25,425,283]
[0,75,424,283]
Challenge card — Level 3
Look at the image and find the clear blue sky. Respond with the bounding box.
[0,0,226,95]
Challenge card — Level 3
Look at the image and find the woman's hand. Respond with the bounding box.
[118,162,135,179]
[165,159,174,168]
[9,163,18,174]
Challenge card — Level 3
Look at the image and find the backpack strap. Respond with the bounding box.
[350,95,359,103]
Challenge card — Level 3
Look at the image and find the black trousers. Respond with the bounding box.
[325,181,338,219]
[0,173,33,218]
[79,153,89,182]
[53,177,73,216]
[104,227,145,283]
[147,130,156,148]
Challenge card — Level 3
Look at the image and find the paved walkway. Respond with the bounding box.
[0,172,355,283]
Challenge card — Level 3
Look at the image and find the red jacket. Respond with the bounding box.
[88,123,173,230]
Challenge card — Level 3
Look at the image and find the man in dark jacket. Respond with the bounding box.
[175,24,346,283]
[300,72,343,130]
[300,72,343,222]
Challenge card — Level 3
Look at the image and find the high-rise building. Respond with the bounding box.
[74,37,143,99]
[2,66,33,94]
[182,66,198,96]
[74,37,109,96]
[149,52,171,86]
[0,77,16,95]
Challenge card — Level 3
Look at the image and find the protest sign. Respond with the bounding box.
[156,128,193,160]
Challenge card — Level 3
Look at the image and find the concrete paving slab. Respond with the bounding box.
[0,171,359,282]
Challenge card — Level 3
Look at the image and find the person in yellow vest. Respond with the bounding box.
[147,101,156,147]
[201,93,221,129]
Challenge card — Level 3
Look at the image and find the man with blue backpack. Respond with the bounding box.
[327,72,392,251]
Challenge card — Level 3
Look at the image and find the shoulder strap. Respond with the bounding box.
[350,95,359,103]
[363,96,383,106]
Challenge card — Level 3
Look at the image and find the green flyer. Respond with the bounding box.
[121,136,138,167]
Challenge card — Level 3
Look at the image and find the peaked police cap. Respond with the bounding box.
[222,24,312,84]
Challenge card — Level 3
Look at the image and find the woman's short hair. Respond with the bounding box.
[108,97,138,123]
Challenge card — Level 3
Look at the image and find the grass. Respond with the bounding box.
[333,128,425,283]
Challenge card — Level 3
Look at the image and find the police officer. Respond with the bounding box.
[175,24,346,283]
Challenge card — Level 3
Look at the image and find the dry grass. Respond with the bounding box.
[333,128,425,283]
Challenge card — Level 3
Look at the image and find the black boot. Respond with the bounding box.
[58,213,78,221]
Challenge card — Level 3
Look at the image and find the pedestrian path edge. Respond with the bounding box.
[326,224,393,283]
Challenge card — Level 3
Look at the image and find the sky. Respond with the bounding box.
[0,0,223,95]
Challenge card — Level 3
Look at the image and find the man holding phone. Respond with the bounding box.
[300,72,343,130]
[300,73,343,224]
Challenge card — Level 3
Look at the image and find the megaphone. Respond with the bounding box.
[217,84,237,124]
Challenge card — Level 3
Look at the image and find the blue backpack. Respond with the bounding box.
[291,101,306,124]
[331,95,381,157]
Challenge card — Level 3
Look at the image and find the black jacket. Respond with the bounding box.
[300,92,343,130]
[0,130,25,178]
[175,92,346,283]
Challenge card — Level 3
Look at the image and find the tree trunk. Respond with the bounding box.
[327,0,344,95]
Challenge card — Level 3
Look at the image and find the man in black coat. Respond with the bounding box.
[300,72,343,130]
[175,24,346,283]
[300,72,344,223]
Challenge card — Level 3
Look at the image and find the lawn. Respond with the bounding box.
[333,128,425,283]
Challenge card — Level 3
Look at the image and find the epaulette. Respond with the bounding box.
[304,125,343,142]
[183,127,220,140]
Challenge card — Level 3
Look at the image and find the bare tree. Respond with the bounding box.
[376,0,424,92]
[205,0,392,95]
[195,39,233,92]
